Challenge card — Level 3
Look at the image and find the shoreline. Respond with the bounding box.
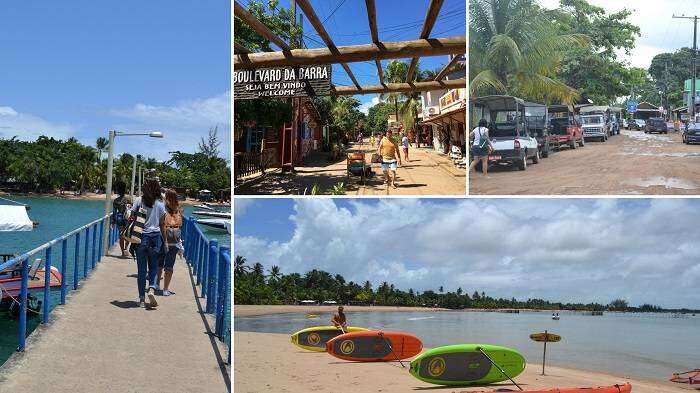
[0,191,209,207]
[234,332,692,393]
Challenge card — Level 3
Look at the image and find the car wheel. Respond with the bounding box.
[533,149,540,164]
[518,153,527,171]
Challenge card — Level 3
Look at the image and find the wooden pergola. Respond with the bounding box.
[233,0,466,96]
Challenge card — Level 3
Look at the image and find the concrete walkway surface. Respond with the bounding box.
[0,246,229,393]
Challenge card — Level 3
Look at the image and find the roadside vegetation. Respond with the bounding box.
[0,128,230,196]
[233,256,698,313]
[470,0,680,107]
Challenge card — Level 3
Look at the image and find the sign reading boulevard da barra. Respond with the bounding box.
[233,65,332,99]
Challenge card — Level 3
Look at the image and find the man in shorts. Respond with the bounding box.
[377,129,402,188]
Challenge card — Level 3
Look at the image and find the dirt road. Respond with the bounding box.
[236,142,466,195]
[470,129,700,195]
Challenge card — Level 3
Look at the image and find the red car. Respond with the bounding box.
[547,105,585,150]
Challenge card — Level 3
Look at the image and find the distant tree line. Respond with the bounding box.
[0,128,230,196]
[234,256,699,313]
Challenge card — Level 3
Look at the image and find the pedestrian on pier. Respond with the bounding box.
[157,189,183,296]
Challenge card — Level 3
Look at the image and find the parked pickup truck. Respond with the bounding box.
[472,95,540,170]
[580,106,612,142]
[547,105,585,150]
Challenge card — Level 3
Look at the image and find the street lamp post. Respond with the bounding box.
[103,130,163,255]
[130,155,137,198]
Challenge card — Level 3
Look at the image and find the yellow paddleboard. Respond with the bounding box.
[290,326,369,352]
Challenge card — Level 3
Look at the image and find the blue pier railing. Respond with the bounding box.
[182,216,231,364]
[0,214,119,352]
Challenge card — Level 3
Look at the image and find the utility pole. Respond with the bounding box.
[674,14,699,120]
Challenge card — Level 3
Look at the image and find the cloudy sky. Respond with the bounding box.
[0,1,230,160]
[235,198,700,309]
[539,0,700,69]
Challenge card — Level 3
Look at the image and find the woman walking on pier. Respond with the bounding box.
[130,172,166,308]
[157,189,183,296]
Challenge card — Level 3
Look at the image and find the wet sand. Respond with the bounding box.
[234,332,695,393]
[234,304,450,317]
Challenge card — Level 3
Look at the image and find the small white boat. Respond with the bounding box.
[0,205,34,232]
[196,218,231,234]
[552,313,560,320]
[193,211,231,219]
[193,204,215,211]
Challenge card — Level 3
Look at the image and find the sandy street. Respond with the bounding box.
[469,129,700,195]
[233,332,693,393]
[235,142,466,196]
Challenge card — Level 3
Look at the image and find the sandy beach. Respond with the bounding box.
[0,191,211,206]
[234,304,450,317]
[234,331,694,393]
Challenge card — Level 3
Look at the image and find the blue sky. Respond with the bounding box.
[236,0,466,113]
[234,198,700,309]
[0,1,230,160]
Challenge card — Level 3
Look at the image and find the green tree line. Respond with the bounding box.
[0,128,230,196]
[234,256,699,313]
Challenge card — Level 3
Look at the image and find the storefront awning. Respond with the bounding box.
[421,105,465,126]
[0,205,33,231]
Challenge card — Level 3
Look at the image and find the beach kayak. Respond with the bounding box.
[409,344,526,386]
[326,330,422,361]
[465,383,632,393]
[290,326,368,352]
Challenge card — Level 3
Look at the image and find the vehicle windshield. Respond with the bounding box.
[549,118,571,135]
[488,110,519,138]
[581,116,603,125]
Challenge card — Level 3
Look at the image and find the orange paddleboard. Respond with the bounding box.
[326,330,422,362]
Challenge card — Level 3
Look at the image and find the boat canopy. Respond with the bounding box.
[0,205,33,231]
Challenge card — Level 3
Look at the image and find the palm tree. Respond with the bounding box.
[381,60,410,127]
[234,255,251,277]
[469,0,589,104]
[267,265,281,283]
[95,137,108,162]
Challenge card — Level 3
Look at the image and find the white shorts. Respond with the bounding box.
[381,161,397,171]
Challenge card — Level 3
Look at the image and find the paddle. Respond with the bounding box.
[378,331,405,368]
[477,347,523,391]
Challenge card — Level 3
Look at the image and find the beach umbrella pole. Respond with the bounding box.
[542,330,547,376]
[477,347,523,391]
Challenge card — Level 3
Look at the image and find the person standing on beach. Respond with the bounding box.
[111,181,130,257]
[130,172,166,308]
[377,129,402,188]
[157,189,182,296]
[332,306,347,332]
[400,132,410,162]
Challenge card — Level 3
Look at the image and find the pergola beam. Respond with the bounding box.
[331,79,465,96]
[233,36,466,69]
[434,54,462,81]
[406,0,444,82]
[364,0,384,85]
[234,42,250,54]
[295,0,361,89]
[233,1,290,51]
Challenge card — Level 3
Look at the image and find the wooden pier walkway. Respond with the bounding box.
[0,245,229,393]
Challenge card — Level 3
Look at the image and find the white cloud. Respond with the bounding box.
[234,199,700,309]
[0,106,75,141]
[234,199,255,217]
[359,96,380,115]
[111,91,230,129]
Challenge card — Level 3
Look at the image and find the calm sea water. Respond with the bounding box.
[0,196,230,365]
[235,310,700,381]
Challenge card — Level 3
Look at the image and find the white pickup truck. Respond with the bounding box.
[473,95,540,170]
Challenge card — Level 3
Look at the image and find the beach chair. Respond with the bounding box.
[347,152,368,185]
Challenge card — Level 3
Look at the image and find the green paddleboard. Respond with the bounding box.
[409,344,526,386]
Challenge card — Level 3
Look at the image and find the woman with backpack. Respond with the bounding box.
[157,189,183,296]
[129,173,166,308]
[469,118,493,175]
[111,181,130,257]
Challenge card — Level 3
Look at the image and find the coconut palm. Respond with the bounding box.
[380,60,410,127]
[234,255,251,277]
[469,0,590,104]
